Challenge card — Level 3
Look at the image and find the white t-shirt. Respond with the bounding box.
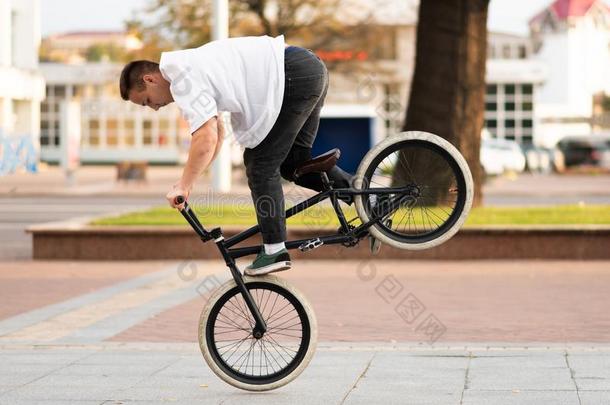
[159,35,285,148]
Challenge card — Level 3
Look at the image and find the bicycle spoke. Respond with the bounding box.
[364,139,465,240]
[209,284,307,381]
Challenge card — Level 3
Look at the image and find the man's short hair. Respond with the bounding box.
[119,60,160,100]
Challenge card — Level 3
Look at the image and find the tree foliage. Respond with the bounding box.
[125,0,378,61]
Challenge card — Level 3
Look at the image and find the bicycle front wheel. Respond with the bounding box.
[354,131,474,250]
[199,275,317,391]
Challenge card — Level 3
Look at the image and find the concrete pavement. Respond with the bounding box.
[1,260,610,403]
[1,342,609,404]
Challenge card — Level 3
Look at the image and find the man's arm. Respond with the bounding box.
[166,117,219,208]
[211,114,225,161]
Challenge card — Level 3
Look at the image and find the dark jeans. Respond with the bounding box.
[243,46,352,244]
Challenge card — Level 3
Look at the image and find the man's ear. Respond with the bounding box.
[142,74,156,84]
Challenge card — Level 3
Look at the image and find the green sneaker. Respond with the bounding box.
[244,248,292,276]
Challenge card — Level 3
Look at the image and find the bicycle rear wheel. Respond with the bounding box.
[199,275,317,391]
[354,131,473,250]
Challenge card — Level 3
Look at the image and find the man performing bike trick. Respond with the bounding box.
[119,35,352,276]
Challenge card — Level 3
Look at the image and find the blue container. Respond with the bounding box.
[312,116,375,174]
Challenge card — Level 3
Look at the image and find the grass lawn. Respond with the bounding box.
[92,203,610,227]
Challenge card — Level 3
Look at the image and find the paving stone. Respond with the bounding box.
[1,345,610,404]
[467,367,574,391]
[462,389,580,405]
[574,376,610,391]
[578,391,610,405]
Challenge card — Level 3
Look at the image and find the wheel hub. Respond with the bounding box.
[409,184,421,198]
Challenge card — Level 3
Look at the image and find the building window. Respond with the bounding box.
[125,120,135,146]
[380,82,403,138]
[89,119,100,146]
[40,85,66,149]
[485,102,497,111]
[484,80,536,145]
[53,122,60,145]
[53,85,66,98]
[143,120,153,145]
[487,45,495,59]
[502,44,511,58]
[159,119,170,146]
[518,45,527,59]
[107,119,118,147]
[40,121,49,145]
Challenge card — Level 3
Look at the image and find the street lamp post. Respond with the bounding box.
[210,0,232,193]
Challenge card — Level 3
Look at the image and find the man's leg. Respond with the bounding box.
[279,61,353,196]
[244,46,328,275]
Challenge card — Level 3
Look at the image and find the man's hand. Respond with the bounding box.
[166,182,191,210]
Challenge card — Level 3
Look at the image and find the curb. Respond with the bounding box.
[27,220,610,260]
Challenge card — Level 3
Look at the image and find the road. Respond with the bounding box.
[0,196,161,260]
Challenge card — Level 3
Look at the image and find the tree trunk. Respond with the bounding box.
[400,0,489,206]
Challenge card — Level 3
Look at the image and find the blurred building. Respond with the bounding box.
[315,6,548,148]
[37,29,189,164]
[317,0,610,150]
[529,0,610,147]
[37,0,610,165]
[0,0,45,141]
[485,33,546,145]
[40,31,143,64]
[39,62,190,164]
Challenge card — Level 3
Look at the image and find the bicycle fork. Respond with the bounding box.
[215,237,268,338]
[178,201,268,338]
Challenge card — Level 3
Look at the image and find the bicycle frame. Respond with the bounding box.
[179,183,416,336]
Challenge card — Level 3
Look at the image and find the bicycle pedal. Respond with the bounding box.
[299,238,324,252]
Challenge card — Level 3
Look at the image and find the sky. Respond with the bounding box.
[40,0,606,37]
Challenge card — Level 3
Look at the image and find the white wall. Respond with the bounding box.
[532,7,610,147]
[533,33,570,108]
[576,16,610,98]
[535,11,610,115]
[0,0,11,67]
[0,0,44,144]
[11,0,40,70]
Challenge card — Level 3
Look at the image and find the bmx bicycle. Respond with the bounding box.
[176,131,474,391]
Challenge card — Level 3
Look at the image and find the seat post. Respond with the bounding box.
[320,172,333,190]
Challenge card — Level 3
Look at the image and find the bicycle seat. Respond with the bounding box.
[294,148,341,178]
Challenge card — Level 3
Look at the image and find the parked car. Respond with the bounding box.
[480,138,526,175]
[556,135,610,168]
[521,145,555,173]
